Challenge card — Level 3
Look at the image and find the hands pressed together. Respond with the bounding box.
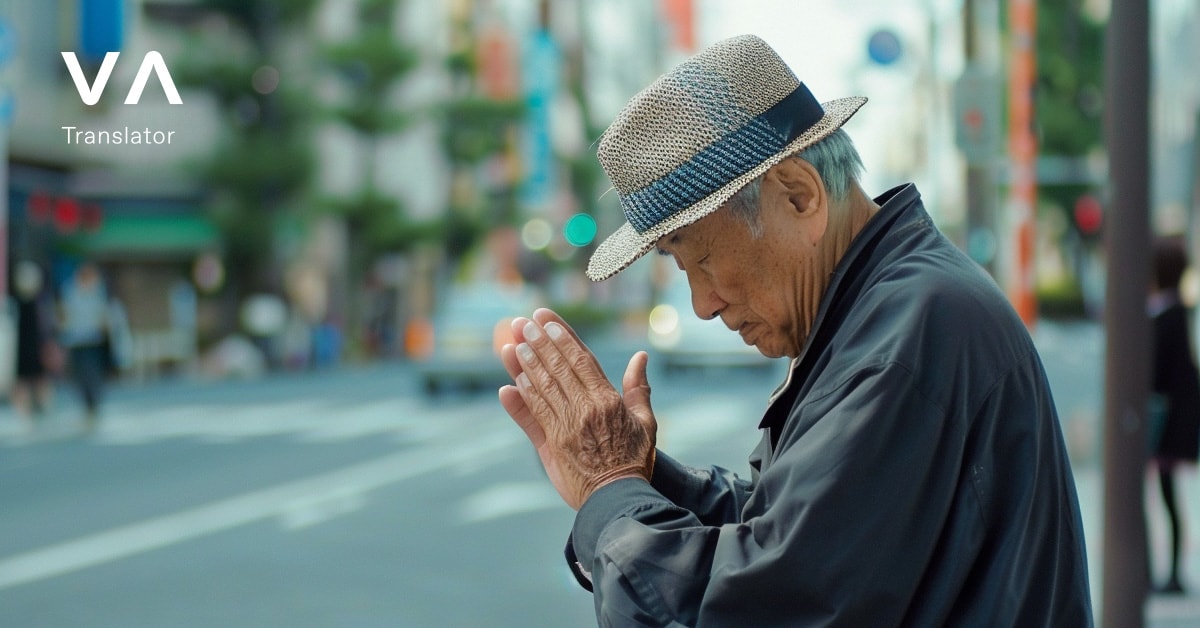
[498,308,657,510]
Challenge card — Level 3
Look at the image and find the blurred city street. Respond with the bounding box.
[0,0,1197,625]
[0,318,1196,627]
[0,332,782,628]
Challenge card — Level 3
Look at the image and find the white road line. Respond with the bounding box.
[457,481,562,524]
[0,429,521,591]
[94,398,423,445]
[279,492,368,531]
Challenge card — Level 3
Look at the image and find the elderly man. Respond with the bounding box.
[498,34,1092,626]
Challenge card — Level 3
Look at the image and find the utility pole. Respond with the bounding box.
[1102,0,1151,625]
[1006,0,1038,327]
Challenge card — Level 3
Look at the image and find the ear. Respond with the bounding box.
[767,157,828,244]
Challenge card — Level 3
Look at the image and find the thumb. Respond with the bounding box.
[622,351,655,430]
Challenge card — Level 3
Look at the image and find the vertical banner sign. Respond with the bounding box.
[521,29,558,211]
[1007,0,1038,326]
[80,0,125,61]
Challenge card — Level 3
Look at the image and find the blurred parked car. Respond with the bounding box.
[415,282,539,395]
[647,275,779,373]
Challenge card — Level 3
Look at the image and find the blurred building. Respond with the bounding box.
[5,0,1006,378]
[4,0,222,379]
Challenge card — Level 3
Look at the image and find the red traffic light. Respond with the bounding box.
[1074,195,1103,235]
[54,197,82,233]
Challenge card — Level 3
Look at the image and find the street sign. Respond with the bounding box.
[953,64,1001,165]
[867,29,903,66]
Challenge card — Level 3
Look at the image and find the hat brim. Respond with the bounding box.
[586,96,868,282]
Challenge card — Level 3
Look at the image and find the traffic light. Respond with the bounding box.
[563,213,597,247]
[1073,195,1103,237]
[25,191,102,233]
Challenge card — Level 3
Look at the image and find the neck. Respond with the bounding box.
[790,184,880,355]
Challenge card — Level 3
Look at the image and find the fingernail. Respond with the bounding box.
[545,322,564,340]
[517,343,534,361]
[517,373,531,389]
[524,322,541,341]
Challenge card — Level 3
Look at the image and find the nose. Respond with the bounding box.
[687,274,726,321]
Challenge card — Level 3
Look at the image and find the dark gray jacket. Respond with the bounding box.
[568,184,1093,627]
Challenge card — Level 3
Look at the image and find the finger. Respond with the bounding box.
[500,343,523,380]
[512,370,559,434]
[538,319,610,389]
[499,385,546,448]
[622,351,657,438]
[510,316,532,344]
[622,351,652,414]
[533,308,609,379]
[515,328,575,414]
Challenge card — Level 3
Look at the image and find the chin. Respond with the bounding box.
[754,344,785,360]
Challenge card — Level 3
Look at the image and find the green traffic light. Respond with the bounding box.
[563,213,597,247]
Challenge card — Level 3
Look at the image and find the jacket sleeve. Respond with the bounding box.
[649,450,755,526]
[571,362,968,627]
[563,449,756,592]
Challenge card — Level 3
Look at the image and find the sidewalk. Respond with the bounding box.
[1075,465,1200,627]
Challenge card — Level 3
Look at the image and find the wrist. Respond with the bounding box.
[581,464,649,504]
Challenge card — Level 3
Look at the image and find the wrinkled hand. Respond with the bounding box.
[498,308,657,510]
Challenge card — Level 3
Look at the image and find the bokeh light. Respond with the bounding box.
[521,218,553,250]
[563,213,597,247]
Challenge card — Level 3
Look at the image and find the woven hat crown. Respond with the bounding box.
[597,35,799,194]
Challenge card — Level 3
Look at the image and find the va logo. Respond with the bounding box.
[61,51,182,106]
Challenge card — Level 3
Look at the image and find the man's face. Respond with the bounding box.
[655,201,817,360]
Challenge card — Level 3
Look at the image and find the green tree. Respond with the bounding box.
[1034,0,1105,230]
[173,0,320,302]
[318,0,423,346]
[437,8,525,268]
[321,0,421,253]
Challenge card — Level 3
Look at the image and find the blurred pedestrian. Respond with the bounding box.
[10,260,58,428]
[58,262,113,430]
[497,35,1092,625]
[1148,234,1200,594]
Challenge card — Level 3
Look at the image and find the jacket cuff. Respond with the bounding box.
[563,535,594,592]
[571,477,661,568]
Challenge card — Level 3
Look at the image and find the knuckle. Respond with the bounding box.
[569,351,592,373]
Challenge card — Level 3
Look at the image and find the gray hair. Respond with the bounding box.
[725,129,865,237]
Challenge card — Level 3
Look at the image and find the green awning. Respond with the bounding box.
[76,215,220,256]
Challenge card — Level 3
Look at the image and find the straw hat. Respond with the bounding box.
[586,34,867,281]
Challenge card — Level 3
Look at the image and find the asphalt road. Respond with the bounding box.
[0,348,783,628]
[3,320,1199,627]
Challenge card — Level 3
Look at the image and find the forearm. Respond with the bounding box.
[650,450,753,526]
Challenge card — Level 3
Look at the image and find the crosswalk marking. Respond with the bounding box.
[0,397,508,447]
[0,428,522,591]
[1,388,771,583]
[457,482,562,524]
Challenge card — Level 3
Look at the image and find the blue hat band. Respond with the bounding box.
[622,82,825,234]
